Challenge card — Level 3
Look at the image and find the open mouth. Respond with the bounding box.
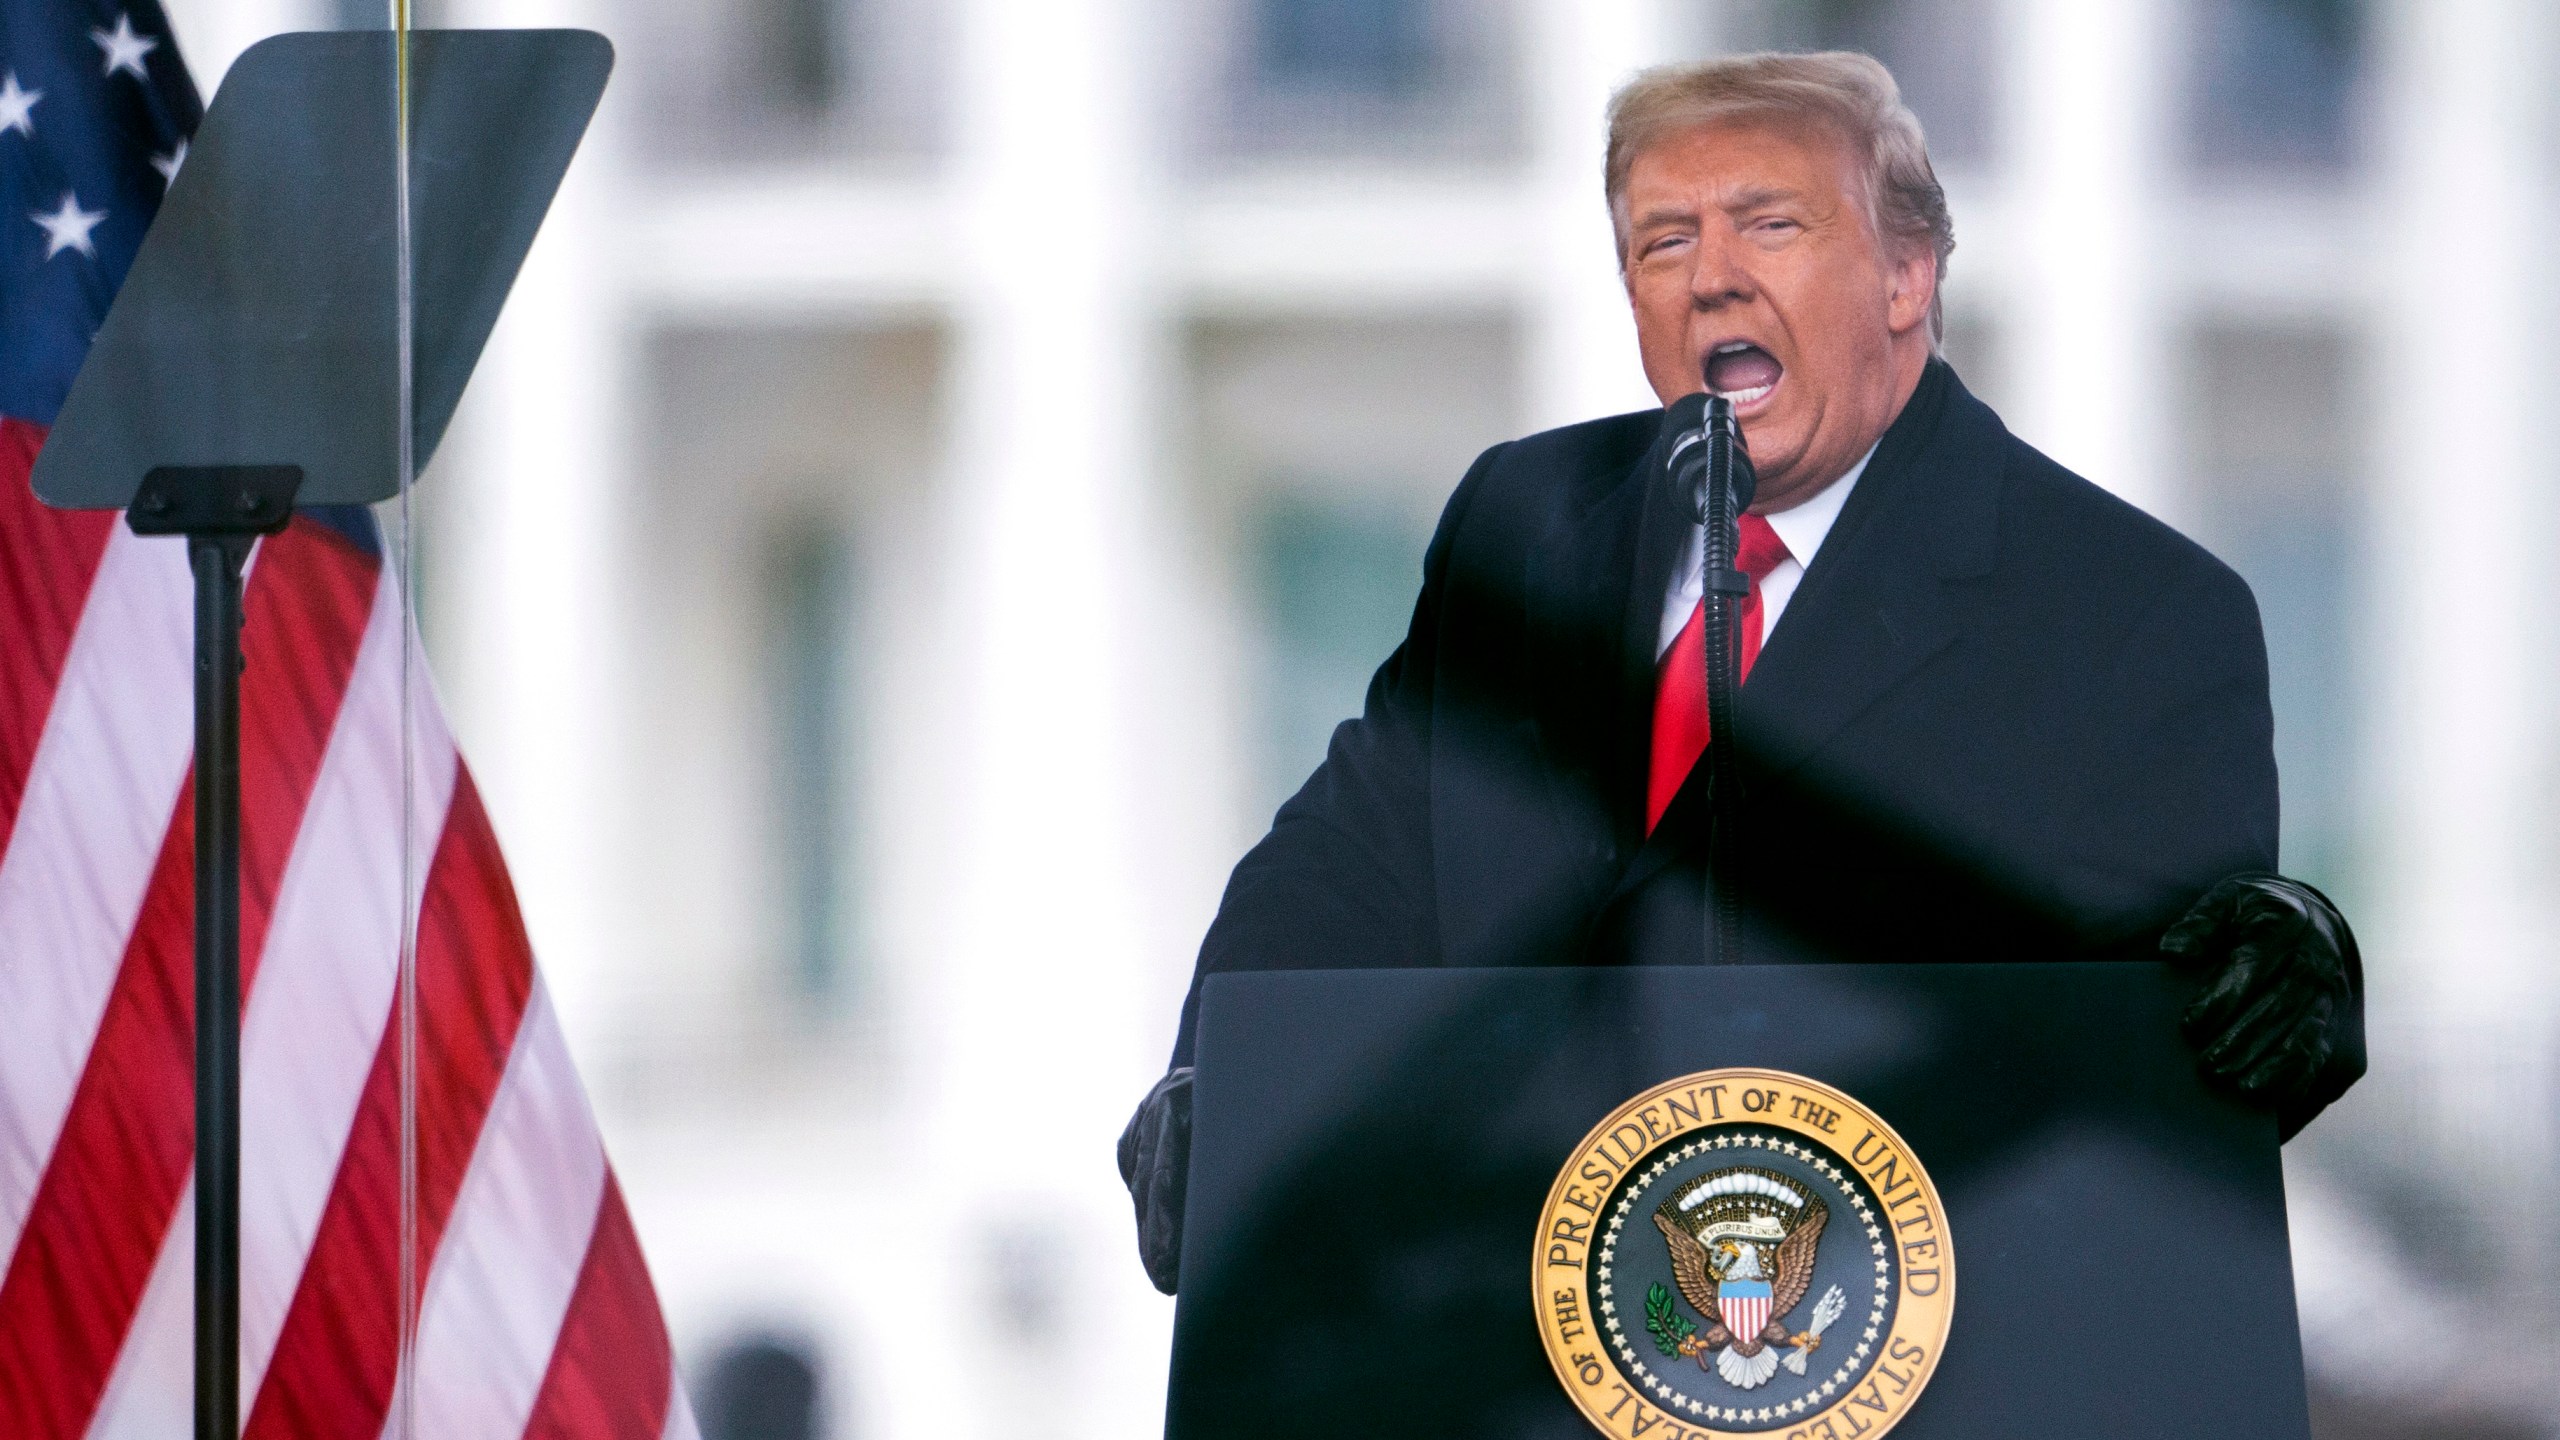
[1704,341,1782,409]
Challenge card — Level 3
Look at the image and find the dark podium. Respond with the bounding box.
[1169,963,2310,1439]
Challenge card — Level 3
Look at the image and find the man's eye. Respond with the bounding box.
[1645,235,1692,259]
[1752,218,1801,238]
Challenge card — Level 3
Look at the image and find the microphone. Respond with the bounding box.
[1707,394,1757,513]
[1664,392,1758,523]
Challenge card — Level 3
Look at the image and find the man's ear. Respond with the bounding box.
[1886,248,1937,337]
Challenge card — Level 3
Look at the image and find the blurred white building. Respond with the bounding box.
[163,1,2560,1436]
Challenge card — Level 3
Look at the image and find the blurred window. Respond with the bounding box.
[701,1331,826,1440]
[1710,0,2001,165]
[2184,0,2366,171]
[630,0,940,164]
[766,518,859,1007]
[1252,495,1427,817]
[754,0,845,125]
[1254,0,1435,98]
[1196,0,1520,165]
[644,324,932,1044]
[2183,324,2359,890]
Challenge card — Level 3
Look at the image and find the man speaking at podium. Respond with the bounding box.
[1120,52,2364,1294]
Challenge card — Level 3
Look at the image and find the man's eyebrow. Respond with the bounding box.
[1722,185,1805,212]
[1629,203,1699,231]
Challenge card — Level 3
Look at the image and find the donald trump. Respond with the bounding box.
[1120,50,2362,1294]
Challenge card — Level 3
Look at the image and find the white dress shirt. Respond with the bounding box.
[1657,440,1881,660]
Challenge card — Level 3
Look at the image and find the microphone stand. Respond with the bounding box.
[1670,396,1756,965]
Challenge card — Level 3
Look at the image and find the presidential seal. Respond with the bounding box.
[1534,1069,1952,1439]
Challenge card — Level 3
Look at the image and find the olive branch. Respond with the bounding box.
[1644,1283,1697,1358]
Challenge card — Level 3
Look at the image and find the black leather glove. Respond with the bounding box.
[2160,873,2358,1117]
[1116,1066,1192,1295]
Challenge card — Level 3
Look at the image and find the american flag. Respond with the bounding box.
[0,4,698,1436]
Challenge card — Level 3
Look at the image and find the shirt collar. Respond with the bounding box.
[1759,438,1879,568]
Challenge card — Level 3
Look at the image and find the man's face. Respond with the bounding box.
[1620,119,1935,512]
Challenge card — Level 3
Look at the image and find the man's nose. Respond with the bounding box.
[1688,233,1753,310]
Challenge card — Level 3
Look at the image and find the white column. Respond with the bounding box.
[1999,0,2176,515]
[1522,0,1675,431]
[899,0,1172,1434]
[2362,0,2558,1125]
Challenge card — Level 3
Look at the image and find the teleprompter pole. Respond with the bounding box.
[190,529,248,1440]
[127,465,302,1440]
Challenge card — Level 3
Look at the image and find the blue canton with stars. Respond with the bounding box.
[0,0,199,427]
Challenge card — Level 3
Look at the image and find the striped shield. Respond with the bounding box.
[1720,1278,1774,1349]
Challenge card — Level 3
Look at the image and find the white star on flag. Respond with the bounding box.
[93,13,159,80]
[0,72,39,137]
[151,138,187,184]
[33,191,107,259]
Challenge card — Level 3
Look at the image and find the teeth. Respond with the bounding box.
[1712,382,1775,404]
[1713,341,1756,355]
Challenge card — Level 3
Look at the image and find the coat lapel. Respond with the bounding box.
[1525,414,1687,855]
[1615,431,1692,837]
[1601,361,2002,910]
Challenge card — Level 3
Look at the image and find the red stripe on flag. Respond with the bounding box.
[243,769,536,1440]
[0,420,116,856]
[0,790,193,1440]
[523,1175,678,1440]
[0,521,381,1440]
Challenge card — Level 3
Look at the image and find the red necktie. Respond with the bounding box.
[1646,512,1790,833]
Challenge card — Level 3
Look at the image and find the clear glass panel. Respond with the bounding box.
[21,3,2539,1437]
[585,5,2555,1435]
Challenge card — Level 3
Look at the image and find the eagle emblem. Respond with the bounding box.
[1536,1070,1952,1436]
[1647,1166,1849,1390]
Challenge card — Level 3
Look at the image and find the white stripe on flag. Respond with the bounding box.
[81,1180,194,1440]
[389,982,608,1440]
[0,530,195,1279]
[240,587,458,1401]
[84,575,465,1431]
[664,1375,702,1440]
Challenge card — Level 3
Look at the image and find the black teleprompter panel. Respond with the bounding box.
[35,30,610,509]
[1171,963,2308,1440]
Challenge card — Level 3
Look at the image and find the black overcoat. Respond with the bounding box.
[1170,361,2363,1134]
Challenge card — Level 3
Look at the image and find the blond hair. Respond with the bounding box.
[1605,51,1955,344]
